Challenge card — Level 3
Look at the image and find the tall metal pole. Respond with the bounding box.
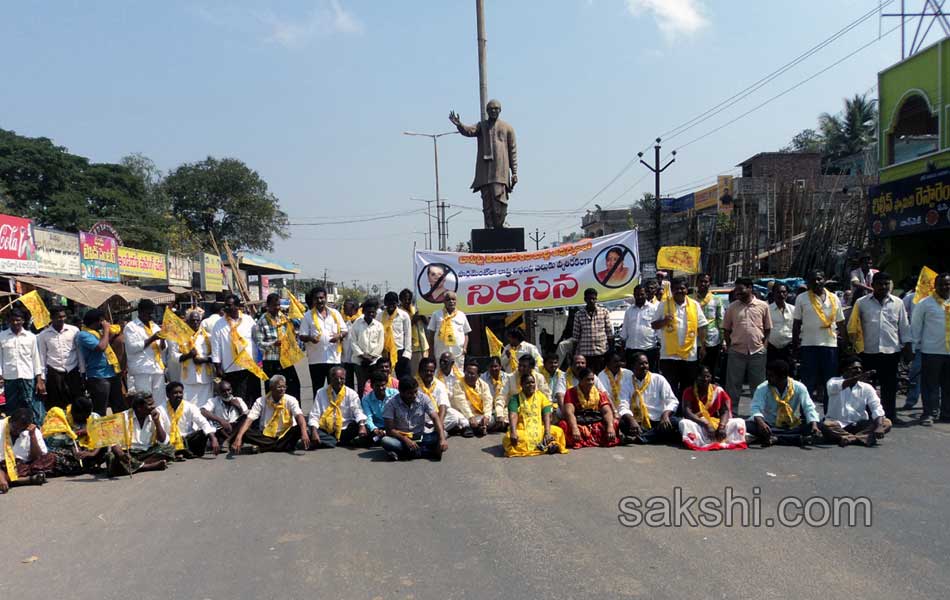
[433,136,444,250]
[476,0,489,121]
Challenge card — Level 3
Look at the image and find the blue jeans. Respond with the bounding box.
[798,346,837,409]
[380,432,440,459]
[3,378,45,425]
[905,350,922,406]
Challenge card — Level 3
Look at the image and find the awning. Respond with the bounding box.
[167,286,192,295]
[235,252,299,275]
[14,275,175,307]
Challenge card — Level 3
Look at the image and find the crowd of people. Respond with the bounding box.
[1,264,948,494]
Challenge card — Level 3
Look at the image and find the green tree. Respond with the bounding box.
[163,157,290,253]
[781,128,823,153]
[818,93,877,160]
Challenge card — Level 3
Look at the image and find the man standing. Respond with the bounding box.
[426,292,471,368]
[502,327,542,374]
[572,288,613,374]
[76,309,124,417]
[620,284,658,372]
[170,310,215,406]
[36,306,80,410]
[200,302,224,336]
[793,270,844,409]
[124,299,167,406]
[254,293,302,399]
[911,272,950,425]
[399,288,428,376]
[695,274,725,378]
[349,297,385,392]
[378,292,412,379]
[299,286,347,392]
[340,298,361,389]
[850,254,878,304]
[0,308,45,424]
[652,278,708,399]
[210,294,260,405]
[848,272,911,420]
[767,283,795,370]
[449,99,518,229]
[722,277,772,417]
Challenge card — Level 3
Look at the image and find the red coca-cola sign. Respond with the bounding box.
[0,214,38,274]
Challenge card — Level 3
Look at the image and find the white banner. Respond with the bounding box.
[413,230,640,315]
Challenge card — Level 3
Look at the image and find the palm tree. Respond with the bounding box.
[819,93,877,160]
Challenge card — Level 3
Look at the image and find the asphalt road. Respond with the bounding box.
[2,369,949,600]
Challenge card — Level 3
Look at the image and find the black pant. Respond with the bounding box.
[309,363,338,393]
[921,353,950,420]
[355,362,375,395]
[625,348,659,373]
[262,360,301,400]
[241,424,302,453]
[224,370,260,406]
[659,359,699,402]
[619,414,680,444]
[703,346,723,382]
[584,354,606,374]
[45,368,82,410]
[86,376,125,416]
[767,343,795,376]
[394,356,411,380]
[343,363,357,389]
[313,422,371,448]
[860,352,900,420]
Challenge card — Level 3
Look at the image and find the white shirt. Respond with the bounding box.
[124,408,171,451]
[903,292,916,322]
[435,367,464,401]
[200,313,222,336]
[825,378,885,427]
[619,372,679,421]
[348,317,385,365]
[793,290,844,348]
[598,367,634,409]
[210,313,258,374]
[299,308,347,364]
[656,298,710,361]
[853,294,910,354]
[168,329,214,385]
[426,309,472,361]
[481,371,510,400]
[768,302,794,349]
[308,385,366,429]
[911,295,950,355]
[201,395,249,427]
[501,341,542,373]
[541,368,567,401]
[622,301,658,350]
[0,420,48,461]
[0,328,42,381]
[557,370,607,396]
[246,394,304,429]
[165,400,216,436]
[417,377,451,409]
[850,268,879,291]
[36,323,79,375]
[376,308,412,358]
[124,319,165,375]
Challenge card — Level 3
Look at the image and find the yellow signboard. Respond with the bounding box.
[201,253,223,292]
[85,413,129,449]
[118,247,168,279]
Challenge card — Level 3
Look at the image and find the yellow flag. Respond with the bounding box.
[915,266,938,304]
[657,246,701,275]
[18,290,50,330]
[235,351,268,381]
[485,327,504,358]
[279,322,305,369]
[284,289,307,320]
[159,306,193,347]
[85,413,129,449]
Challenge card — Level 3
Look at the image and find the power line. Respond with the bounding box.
[290,208,426,226]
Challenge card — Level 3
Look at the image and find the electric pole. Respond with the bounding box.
[476,0,489,121]
[638,138,676,250]
[529,228,546,250]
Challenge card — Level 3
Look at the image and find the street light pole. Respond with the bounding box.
[638,137,676,250]
[403,130,458,251]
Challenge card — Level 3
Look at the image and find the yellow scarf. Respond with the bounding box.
[808,290,838,338]
[318,385,347,439]
[604,369,623,408]
[267,312,305,369]
[488,374,505,399]
[439,310,458,346]
[693,384,720,429]
[143,321,165,371]
[2,418,18,483]
[313,309,347,355]
[262,395,293,438]
[566,370,578,389]
[772,378,800,429]
[436,365,464,386]
[696,291,713,307]
[165,402,186,450]
[126,410,158,450]
[416,376,439,405]
[847,302,864,353]
[227,313,267,381]
[539,366,561,392]
[632,372,653,429]
[462,380,485,415]
[663,297,699,359]
[81,326,120,375]
[381,309,399,367]
[41,407,77,441]
[180,328,210,381]
[577,385,601,411]
[344,312,362,325]
[506,343,520,372]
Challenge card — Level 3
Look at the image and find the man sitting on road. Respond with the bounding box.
[381,376,449,461]
[539,351,567,417]
[616,352,679,444]
[747,360,822,447]
[435,351,474,437]
[309,365,370,448]
[109,392,175,476]
[481,356,510,411]
[456,360,496,436]
[231,374,311,455]
[362,371,398,445]
[598,351,634,415]
[200,380,249,447]
[0,407,53,492]
[822,355,891,447]
[417,356,469,436]
[164,381,219,459]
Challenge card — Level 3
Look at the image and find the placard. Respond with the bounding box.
[79,232,119,282]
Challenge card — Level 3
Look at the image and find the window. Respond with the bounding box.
[887,93,938,165]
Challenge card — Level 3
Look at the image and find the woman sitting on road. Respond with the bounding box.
[503,373,567,457]
[559,368,620,448]
[679,366,747,451]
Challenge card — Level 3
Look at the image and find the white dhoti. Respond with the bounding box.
[679,417,747,451]
[128,372,167,407]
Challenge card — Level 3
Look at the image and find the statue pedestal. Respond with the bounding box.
[470,227,525,253]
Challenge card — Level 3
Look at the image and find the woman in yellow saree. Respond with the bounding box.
[503,373,568,457]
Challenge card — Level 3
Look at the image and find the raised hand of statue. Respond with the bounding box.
[448,111,462,127]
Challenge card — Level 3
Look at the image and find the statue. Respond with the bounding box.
[449,99,518,229]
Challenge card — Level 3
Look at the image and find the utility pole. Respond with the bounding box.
[638,138,676,250]
[403,131,458,251]
[476,0,489,121]
[529,228,546,250]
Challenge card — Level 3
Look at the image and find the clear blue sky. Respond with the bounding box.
[0,0,923,289]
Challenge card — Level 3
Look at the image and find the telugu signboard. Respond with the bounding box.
[34,228,80,278]
[118,246,167,280]
[0,214,38,275]
[79,231,119,282]
[869,168,950,238]
[413,230,640,316]
[200,253,223,292]
[167,254,192,287]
